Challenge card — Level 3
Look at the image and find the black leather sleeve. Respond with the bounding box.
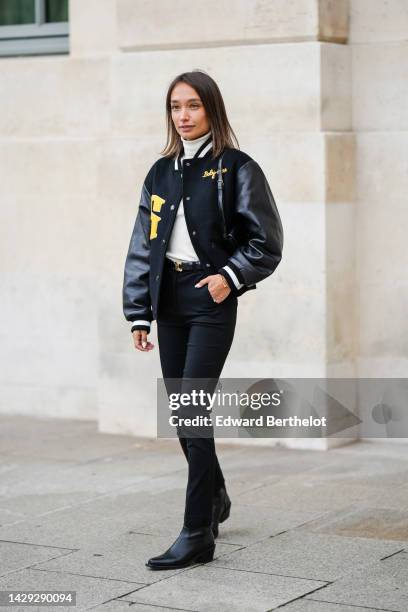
[224,159,283,286]
[122,181,153,325]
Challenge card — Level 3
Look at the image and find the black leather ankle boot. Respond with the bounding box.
[145,524,215,570]
[211,487,231,539]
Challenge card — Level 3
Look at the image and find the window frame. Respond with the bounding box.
[0,0,69,57]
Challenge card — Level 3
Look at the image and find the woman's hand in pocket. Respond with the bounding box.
[195,274,231,303]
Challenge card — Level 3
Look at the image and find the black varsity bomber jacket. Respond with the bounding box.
[123,141,284,333]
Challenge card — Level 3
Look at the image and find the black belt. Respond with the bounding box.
[164,257,204,272]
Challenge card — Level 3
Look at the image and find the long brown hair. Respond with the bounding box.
[160,70,239,160]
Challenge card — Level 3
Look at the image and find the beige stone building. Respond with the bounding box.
[0,1,406,449]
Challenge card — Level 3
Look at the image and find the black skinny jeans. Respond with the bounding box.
[157,257,238,529]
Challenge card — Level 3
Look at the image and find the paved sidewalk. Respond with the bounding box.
[0,415,408,611]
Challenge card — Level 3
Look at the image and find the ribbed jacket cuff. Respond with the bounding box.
[130,320,151,333]
[219,264,245,290]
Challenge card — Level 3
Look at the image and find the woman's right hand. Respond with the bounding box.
[132,329,155,352]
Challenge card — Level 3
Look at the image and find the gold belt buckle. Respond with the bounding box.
[174,260,183,272]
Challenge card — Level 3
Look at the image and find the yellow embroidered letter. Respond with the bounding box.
[150,212,161,240]
[150,195,166,240]
[151,194,166,212]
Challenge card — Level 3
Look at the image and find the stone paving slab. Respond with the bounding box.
[0,508,26,527]
[0,541,73,577]
[330,440,408,460]
[0,489,187,549]
[0,454,186,519]
[90,601,196,611]
[360,482,408,510]
[157,443,335,502]
[0,416,146,462]
[0,446,108,526]
[294,505,408,541]
[1,449,186,495]
[209,445,341,477]
[210,447,341,499]
[225,474,282,499]
[30,533,241,586]
[307,551,408,611]
[0,567,143,612]
[134,502,327,546]
[0,415,244,464]
[210,530,406,581]
[291,455,408,487]
[235,473,390,512]
[273,600,393,611]
[118,565,326,612]
[0,492,99,524]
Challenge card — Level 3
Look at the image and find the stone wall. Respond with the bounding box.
[349,0,408,378]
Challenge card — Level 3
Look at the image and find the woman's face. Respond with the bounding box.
[170,82,210,140]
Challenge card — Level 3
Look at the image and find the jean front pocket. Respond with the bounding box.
[193,273,217,308]
[205,285,217,305]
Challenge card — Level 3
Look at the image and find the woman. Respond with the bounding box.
[123,70,283,570]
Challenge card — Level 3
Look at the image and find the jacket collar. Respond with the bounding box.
[174,134,213,171]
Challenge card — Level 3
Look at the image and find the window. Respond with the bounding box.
[0,0,69,57]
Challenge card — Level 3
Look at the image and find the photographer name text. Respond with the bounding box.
[169,415,327,427]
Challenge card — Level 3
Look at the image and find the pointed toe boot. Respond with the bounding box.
[145,524,215,570]
[211,487,231,539]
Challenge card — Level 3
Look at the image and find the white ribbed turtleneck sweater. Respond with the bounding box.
[165,130,212,262]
